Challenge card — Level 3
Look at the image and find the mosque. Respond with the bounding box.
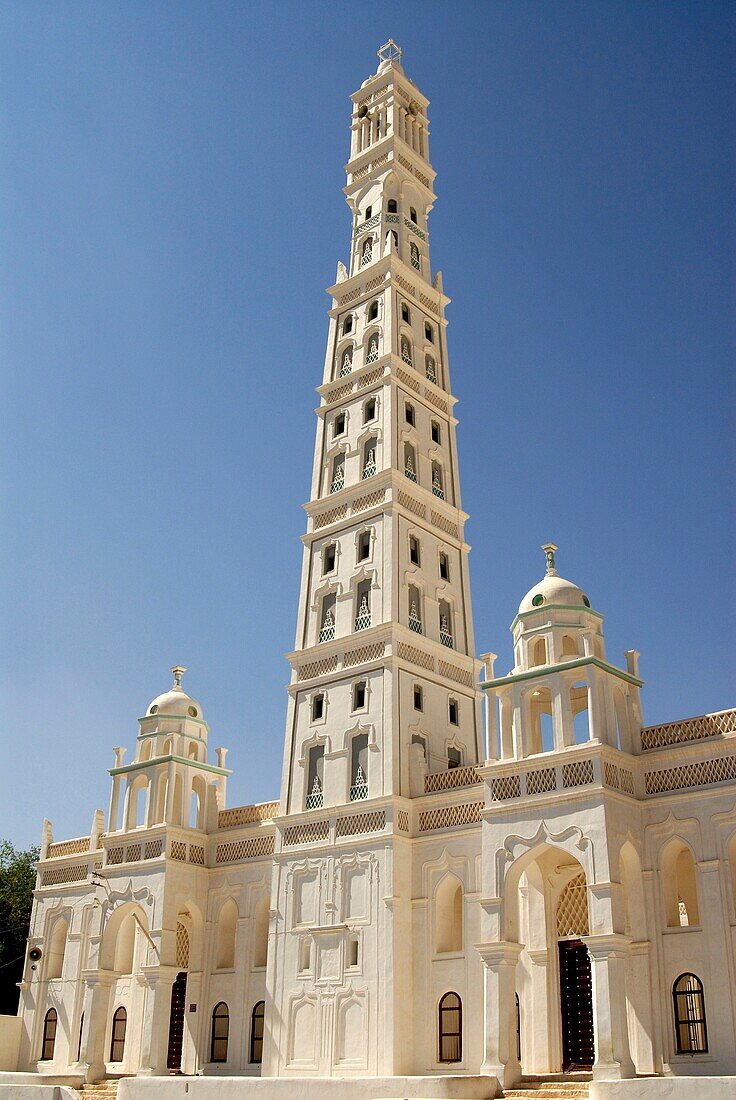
[3,40,735,1100]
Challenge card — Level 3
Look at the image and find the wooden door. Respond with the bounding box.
[559,939,594,1069]
[166,971,187,1071]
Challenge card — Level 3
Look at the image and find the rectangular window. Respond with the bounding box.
[413,684,423,711]
[306,746,325,809]
[350,733,368,800]
[409,535,420,565]
[449,698,459,725]
[431,420,441,444]
[323,544,336,573]
[312,694,324,721]
[425,321,434,342]
[353,681,366,710]
[357,531,371,562]
[439,552,450,581]
[405,402,415,426]
[364,397,376,422]
[401,302,410,323]
[334,413,346,436]
[448,746,462,769]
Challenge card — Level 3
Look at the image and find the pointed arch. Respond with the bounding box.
[435,873,463,953]
[41,1008,58,1061]
[253,894,269,968]
[46,914,68,979]
[661,837,700,927]
[216,898,238,969]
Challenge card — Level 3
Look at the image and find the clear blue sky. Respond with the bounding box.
[1,2,733,849]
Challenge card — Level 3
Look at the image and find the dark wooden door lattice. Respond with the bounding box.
[167,971,188,1071]
[559,939,595,1070]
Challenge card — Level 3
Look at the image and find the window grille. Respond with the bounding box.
[319,608,335,644]
[350,764,369,802]
[426,355,437,384]
[432,467,445,500]
[339,349,353,377]
[408,600,423,634]
[361,240,373,266]
[439,614,453,648]
[362,447,377,479]
[41,1009,57,1061]
[404,452,418,483]
[366,335,379,364]
[673,973,708,1053]
[355,593,371,631]
[556,872,589,937]
[305,775,323,810]
[410,242,420,270]
[401,337,413,365]
[176,922,190,968]
[330,465,344,494]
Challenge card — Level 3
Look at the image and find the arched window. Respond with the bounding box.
[386,229,398,251]
[410,242,420,271]
[438,992,462,1063]
[362,438,377,479]
[363,396,377,422]
[661,839,700,927]
[408,585,422,634]
[361,237,373,266]
[319,594,336,643]
[306,745,325,809]
[343,314,353,335]
[431,461,445,500]
[210,1002,229,1063]
[387,199,398,213]
[435,876,463,953]
[425,353,437,384]
[216,899,237,969]
[410,206,418,223]
[329,454,344,494]
[338,345,353,378]
[439,601,453,649]
[368,299,379,321]
[530,637,547,666]
[404,442,418,483]
[350,733,368,801]
[571,681,589,743]
[562,633,580,657]
[673,973,708,1053]
[249,1001,265,1064]
[109,1007,127,1063]
[365,331,380,364]
[400,336,413,366]
[355,579,371,631]
[41,1009,57,1061]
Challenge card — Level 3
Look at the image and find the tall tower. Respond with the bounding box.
[266,43,483,1078]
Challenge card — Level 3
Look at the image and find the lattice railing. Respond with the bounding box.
[313,504,348,531]
[283,819,330,847]
[397,490,425,517]
[396,809,410,833]
[418,802,483,832]
[641,709,736,750]
[437,659,474,687]
[431,511,459,538]
[144,837,164,859]
[170,841,187,862]
[351,488,385,513]
[344,641,384,667]
[218,802,279,829]
[46,837,92,859]
[39,859,102,887]
[396,365,421,393]
[216,834,275,863]
[526,767,557,796]
[424,765,481,794]
[396,641,435,671]
[562,760,595,788]
[336,809,385,838]
[644,753,736,795]
[298,655,339,681]
[490,775,522,801]
[358,366,384,389]
[604,761,635,796]
[425,389,449,414]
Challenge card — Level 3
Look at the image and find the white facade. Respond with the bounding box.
[11,42,736,1099]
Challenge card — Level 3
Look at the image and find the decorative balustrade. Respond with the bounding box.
[408,605,423,634]
[349,767,368,802]
[330,468,345,494]
[640,708,736,750]
[439,616,453,648]
[319,610,336,643]
[356,213,381,235]
[46,837,95,859]
[362,451,377,479]
[354,595,371,632]
[218,801,280,829]
[305,777,324,811]
[404,217,427,241]
[424,765,482,794]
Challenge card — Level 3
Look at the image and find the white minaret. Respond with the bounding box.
[278,39,483,818]
[266,43,483,1078]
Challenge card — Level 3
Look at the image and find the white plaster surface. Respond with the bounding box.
[0,1016,21,1071]
[591,1078,736,1100]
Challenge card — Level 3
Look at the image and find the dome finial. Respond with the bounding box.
[171,665,186,691]
[377,39,403,65]
[541,543,558,576]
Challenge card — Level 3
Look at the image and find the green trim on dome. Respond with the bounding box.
[510,603,603,632]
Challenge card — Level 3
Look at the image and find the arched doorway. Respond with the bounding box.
[167,918,191,1071]
[556,872,594,1070]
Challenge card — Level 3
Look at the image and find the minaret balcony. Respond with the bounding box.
[362,455,377,479]
[408,612,423,635]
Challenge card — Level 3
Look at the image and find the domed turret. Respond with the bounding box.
[145,666,204,721]
[518,544,594,616]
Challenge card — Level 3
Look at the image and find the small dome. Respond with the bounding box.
[518,545,593,615]
[145,667,203,721]
[519,573,591,615]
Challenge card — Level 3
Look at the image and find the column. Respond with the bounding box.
[697,859,736,1060]
[478,941,523,1089]
[551,674,574,750]
[137,966,179,1075]
[583,934,635,1080]
[627,940,657,1074]
[480,654,499,761]
[78,971,114,1083]
[511,685,524,760]
[525,949,552,1073]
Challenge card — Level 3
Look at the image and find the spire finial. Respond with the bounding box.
[377,39,403,65]
[541,543,558,576]
[171,665,186,691]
